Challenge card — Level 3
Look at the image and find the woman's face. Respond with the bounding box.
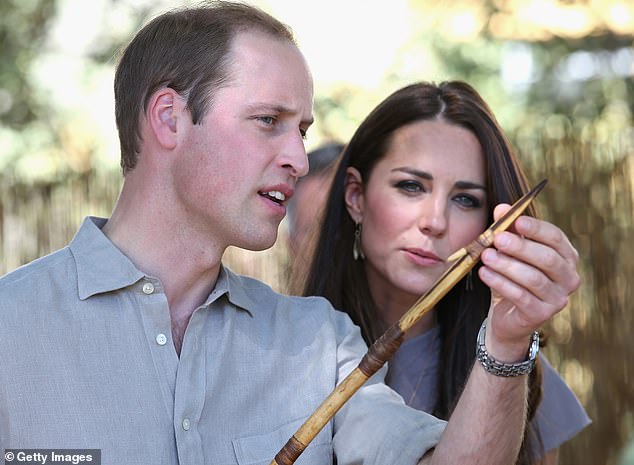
[345,119,489,309]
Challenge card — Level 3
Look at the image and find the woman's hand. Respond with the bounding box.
[478,203,581,361]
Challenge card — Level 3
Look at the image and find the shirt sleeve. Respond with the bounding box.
[330,310,446,465]
[532,354,592,453]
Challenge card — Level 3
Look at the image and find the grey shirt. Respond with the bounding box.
[386,326,591,456]
[0,217,445,465]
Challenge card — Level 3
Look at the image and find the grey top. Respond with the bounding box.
[0,217,445,465]
[386,326,591,457]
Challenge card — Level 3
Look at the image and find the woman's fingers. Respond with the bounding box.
[480,205,581,354]
[488,205,580,300]
[479,248,569,324]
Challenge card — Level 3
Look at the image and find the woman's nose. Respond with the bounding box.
[418,197,447,236]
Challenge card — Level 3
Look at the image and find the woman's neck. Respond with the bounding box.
[371,291,437,340]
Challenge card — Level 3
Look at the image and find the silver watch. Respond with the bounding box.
[476,318,539,377]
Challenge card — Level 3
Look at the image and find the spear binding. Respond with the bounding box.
[271,179,548,465]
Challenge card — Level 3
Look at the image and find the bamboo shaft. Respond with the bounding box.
[273,368,370,465]
[398,253,474,331]
[271,179,547,465]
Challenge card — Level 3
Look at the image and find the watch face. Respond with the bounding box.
[528,331,540,361]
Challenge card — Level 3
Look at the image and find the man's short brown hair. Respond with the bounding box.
[114,1,295,173]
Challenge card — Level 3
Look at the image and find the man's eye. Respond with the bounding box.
[256,116,276,126]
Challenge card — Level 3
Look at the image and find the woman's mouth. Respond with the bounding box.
[404,248,442,266]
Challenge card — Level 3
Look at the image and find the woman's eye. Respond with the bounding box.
[394,180,423,193]
[454,194,481,208]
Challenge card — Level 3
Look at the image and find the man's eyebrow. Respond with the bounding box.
[247,103,292,113]
[246,103,314,126]
[391,167,486,190]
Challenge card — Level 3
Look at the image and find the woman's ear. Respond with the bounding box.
[147,88,180,150]
[344,166,365,223]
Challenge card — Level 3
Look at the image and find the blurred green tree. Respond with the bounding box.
[0,0,56,129]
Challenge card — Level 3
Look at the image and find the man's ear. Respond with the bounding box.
[147,88,181,150]
[344,166,365,223]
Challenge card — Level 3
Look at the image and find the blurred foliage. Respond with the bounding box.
[0,0,56,129]
[1,1,633,464]
[0,0,157,180]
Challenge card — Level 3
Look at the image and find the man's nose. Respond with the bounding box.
[279,132,309,178]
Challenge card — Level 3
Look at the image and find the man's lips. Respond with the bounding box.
[258,184,294,206]
[259,190,286,204]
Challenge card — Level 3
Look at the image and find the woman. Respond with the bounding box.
[304,81,590,464]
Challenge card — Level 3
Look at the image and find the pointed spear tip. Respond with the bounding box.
[533,178,548,193]
[519,178,548,205]
[489,178,548,232]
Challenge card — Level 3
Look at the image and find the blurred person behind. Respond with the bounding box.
[286,142,343,290]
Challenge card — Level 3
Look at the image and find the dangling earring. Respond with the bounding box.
[353,222,366,260]
[465,269,474,291]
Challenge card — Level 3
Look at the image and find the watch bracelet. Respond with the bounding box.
[476,318,539,378]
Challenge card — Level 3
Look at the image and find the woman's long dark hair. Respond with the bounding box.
[304,81,544,465]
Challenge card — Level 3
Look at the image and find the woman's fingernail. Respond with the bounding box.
[483,248,497,262]
[517,217,530,231]
[497,234,510,248]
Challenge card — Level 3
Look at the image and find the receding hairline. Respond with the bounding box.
[215,29,313,116]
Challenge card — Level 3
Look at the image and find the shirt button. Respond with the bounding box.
[142,282,155,294]
[156,333,167,346]
[182,418,191,431]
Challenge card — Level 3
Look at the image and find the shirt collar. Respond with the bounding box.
[213,266,256,317]
[69,216,259,317]
[69,217,145,300]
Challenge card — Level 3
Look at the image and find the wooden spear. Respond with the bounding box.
[271,179,548,465]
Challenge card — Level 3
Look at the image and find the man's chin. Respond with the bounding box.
[237,235,278,253]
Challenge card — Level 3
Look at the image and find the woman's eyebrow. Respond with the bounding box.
[391,167,486,191]
[391,167,433,180]
[455,180,486,191]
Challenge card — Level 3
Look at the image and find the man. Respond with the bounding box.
[0,2,580,465]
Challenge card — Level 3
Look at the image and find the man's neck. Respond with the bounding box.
[103,185,224,354]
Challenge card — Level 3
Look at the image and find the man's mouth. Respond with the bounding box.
[260,190,286,205]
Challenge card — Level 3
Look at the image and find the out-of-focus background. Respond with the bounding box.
[1,1,632,463]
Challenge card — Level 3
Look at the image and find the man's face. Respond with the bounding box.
[173,31,314,252]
